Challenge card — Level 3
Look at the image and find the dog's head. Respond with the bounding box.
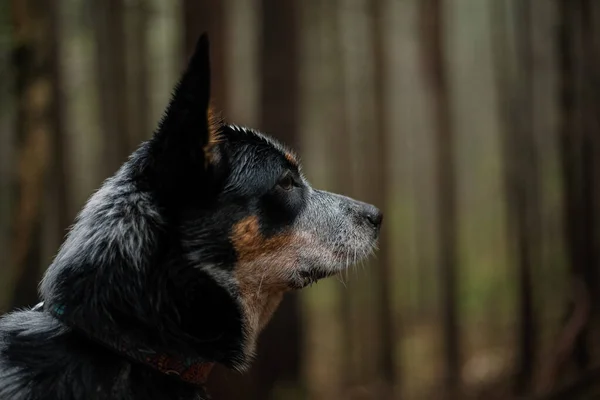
[40,35,381,371]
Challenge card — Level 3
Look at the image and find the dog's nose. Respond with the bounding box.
[364,205,383,230]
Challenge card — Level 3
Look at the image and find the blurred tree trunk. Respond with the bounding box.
[564,0,600,341]
[491,0,540,394]
[510,3,538,393]
[42,0,71,273]
[537,1,600,392]
[370,0,396,396]
[59,0,104,209]
[9,0,61,308]
[588,3,600,315]
[527,0,562,389]
[419,0,460,397]
[147,0,182,128]
[0,0,15,312]
[125,0,150,146]
[223,0,259,126]
[558,0,594,374]
[258,0,298,147]
[378,1,431,397]
[578,0,600,345]
[92,0,129,177]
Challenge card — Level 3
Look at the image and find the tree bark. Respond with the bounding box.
[42,0,71,274]
[0,0,16,312]
[546,0,600,388]
[558,0,595,373]
[512,1,539,393]
[419,0,460,396]
[491,0,540,393]
[534,0,600,394]
[125,0,150,146]
[371,0,395,395]
[92,0,129,177]
[9,0,60,308]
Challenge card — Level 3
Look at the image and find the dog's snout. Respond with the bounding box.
[315,190,383,231]
[363,204,383,230]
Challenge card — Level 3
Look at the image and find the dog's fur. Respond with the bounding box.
[0,35,382,400]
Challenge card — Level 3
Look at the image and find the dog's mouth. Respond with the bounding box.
[290,268,338,289]
[287,234,380,290]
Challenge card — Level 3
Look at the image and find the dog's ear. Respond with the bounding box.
[152,33,221,170]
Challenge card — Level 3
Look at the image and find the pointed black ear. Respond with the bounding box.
[145,33,224,204]
[153,33,217,161]
[181,32,211,119]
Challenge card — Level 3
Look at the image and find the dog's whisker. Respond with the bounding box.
[336,273,347,288]
[256,270,266,297]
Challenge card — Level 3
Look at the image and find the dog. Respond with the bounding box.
[0,34,382,400]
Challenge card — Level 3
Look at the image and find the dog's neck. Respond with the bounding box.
[37,302,215,387]
[237,284,285,358]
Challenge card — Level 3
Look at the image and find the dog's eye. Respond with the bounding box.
[277,175,294,191]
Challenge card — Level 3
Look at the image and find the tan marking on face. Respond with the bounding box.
[284,151,298,167]
[231,215,303,356]
[203,106,223,167]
